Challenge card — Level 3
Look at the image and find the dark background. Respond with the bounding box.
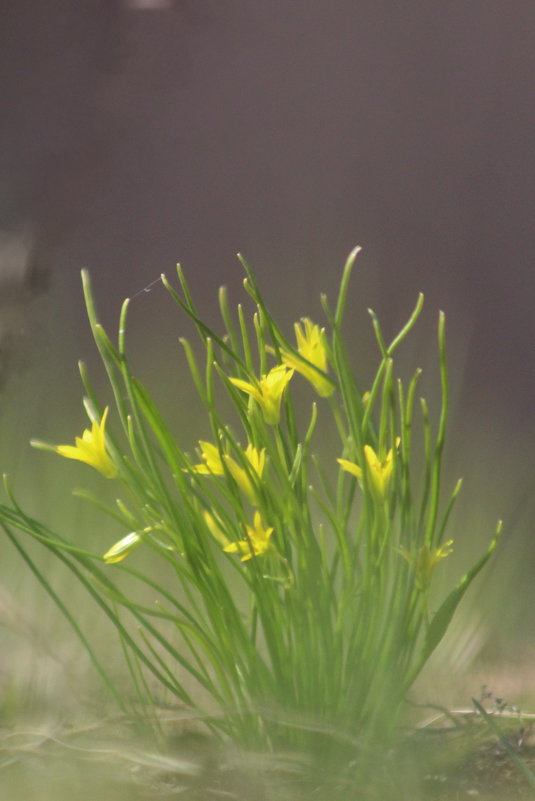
[1,0,534,651]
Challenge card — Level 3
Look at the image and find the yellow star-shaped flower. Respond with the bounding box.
[280,318,335,397]
[229,365,293,425]
[397,540,454,590]
[204,510,274,562]
[338,438,400,498]
[55,407,118,478]
[223,511,274,561]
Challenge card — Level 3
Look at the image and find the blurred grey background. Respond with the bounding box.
[0,0,533,669]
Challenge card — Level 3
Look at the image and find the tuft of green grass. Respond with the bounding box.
[0,250,501,783]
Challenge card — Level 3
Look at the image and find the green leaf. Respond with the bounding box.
[407,520,502,687]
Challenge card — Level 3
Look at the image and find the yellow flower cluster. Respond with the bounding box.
[51,317,334,565]
[201,317,332,562]
[191,439,273,562]
[229,318,333,423]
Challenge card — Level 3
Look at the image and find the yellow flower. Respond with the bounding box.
[229,365,293,425]
[397,540,454,590]
[280,318,335,397]
[203,511,232,548]
[103,531,143,564]
[190,441,225,475]
[55,407,118,478]
[338,438,400,497]
[224,444,266,505]
[223,511,274,561]
[191,441,266,504]
[337,458,364,481]
[204,510,274,561]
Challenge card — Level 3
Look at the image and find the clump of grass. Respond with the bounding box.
[0,249,501,785]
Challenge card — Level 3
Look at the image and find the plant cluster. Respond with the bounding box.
[0,249,500,772]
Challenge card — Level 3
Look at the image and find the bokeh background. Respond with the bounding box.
[1,0,534,777]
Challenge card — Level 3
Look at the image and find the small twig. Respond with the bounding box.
[412,704,535,732]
